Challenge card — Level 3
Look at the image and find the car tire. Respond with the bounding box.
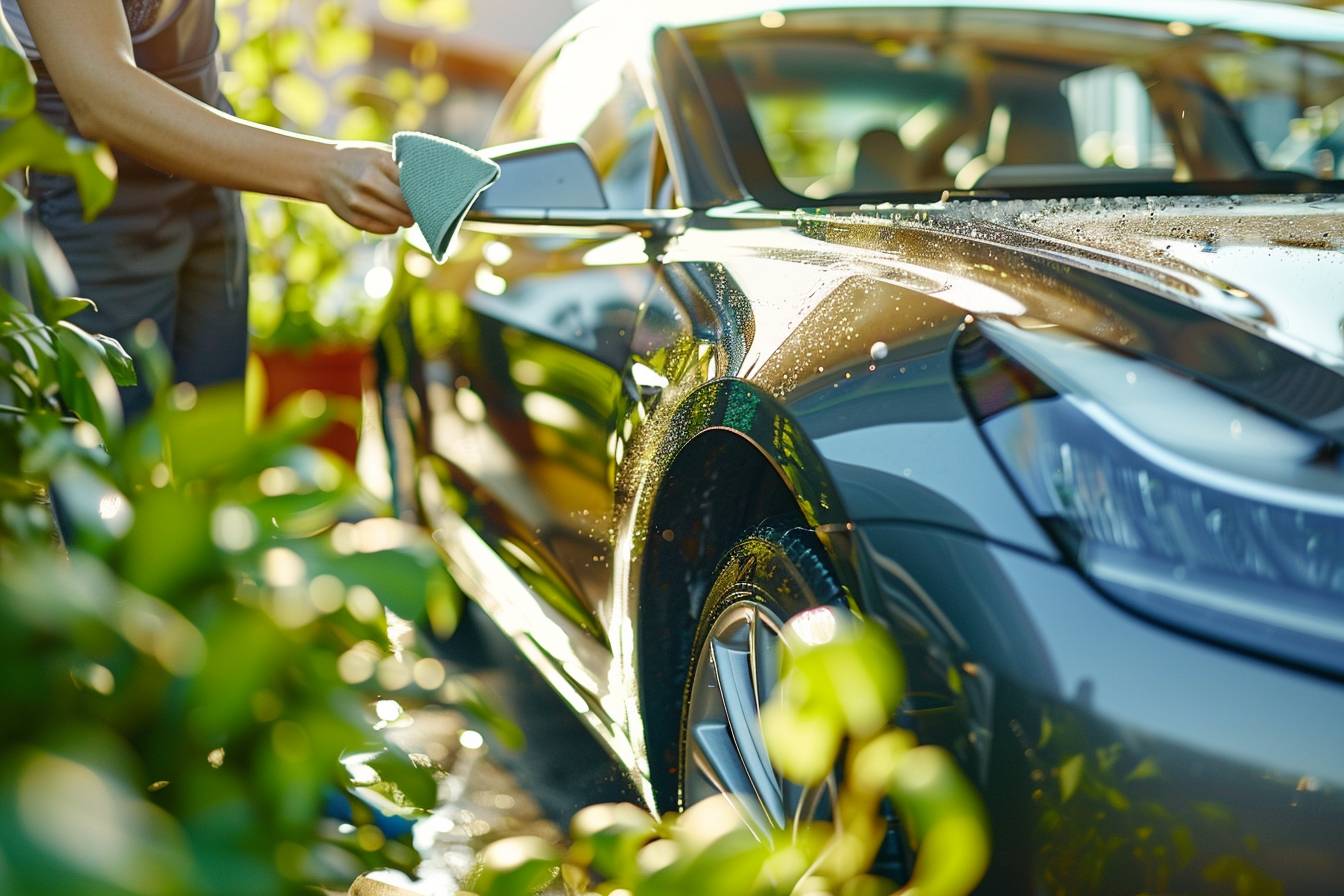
[676,517,847,832]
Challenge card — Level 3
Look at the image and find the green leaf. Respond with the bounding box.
[249,389,347,457]
[0,114,65,172]
[647,805,774,896]
[0,179,29,216]
[466,836,561,896]
[570,803,657,882]
[423,578,461,639]
[53,319,122,437]
[18,239,72,323]
[361,745,437,814]
[778,611,906,741]
[0,309,57,390]
[42,295,96,322]
[761,697,843,786]
[186,605,290,739]
[314,25,372,72]
[93,333,135,386]
[0,115,116,218]
[156,383,249,482]
[283,518,448,620]
[888,746,991,896]
[118,484,215,598]
[336,106,385,142]
[68,145,117,220]
[849,728,918,796]
[0,45,35,119]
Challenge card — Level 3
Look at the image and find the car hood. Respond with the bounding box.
[1004,194,1344,366]
[774,193,1344,438]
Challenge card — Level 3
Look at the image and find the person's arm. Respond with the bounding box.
[18,0,413,234]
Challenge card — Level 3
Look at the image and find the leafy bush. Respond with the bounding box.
[0,382,458,895]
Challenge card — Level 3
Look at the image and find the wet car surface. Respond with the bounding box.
[385,1,1344,891]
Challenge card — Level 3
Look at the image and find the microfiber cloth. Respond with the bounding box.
[393,132,501,262]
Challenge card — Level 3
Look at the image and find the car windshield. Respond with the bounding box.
[681,5,1344,205]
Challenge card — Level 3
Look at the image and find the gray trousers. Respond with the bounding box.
[30,161,249,420]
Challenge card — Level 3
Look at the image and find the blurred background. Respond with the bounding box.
[291,0,591,146]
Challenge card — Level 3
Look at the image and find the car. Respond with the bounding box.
[384,1,1344,891]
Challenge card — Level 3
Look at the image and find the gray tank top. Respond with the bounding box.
[1,0,207,69]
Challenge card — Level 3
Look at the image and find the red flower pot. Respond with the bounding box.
[255,344,370,466]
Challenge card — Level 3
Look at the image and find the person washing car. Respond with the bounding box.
[3,0,417,417]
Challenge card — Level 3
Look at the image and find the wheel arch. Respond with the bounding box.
[632,379,869,807]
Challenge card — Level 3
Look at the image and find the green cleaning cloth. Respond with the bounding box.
[393,132,500,262]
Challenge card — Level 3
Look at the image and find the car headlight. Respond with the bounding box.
[956,321,1344,676]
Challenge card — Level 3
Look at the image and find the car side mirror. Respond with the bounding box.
[474,139,608,212]
[468,139,689,238]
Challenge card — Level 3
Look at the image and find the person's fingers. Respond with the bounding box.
[349,192,414,231]
[347,212,398,235]
[334,198,397,234]
[358,157,412,215]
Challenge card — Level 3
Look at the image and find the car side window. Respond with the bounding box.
[491,27,658,209]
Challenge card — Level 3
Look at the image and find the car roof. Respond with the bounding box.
[577,0,1344,44]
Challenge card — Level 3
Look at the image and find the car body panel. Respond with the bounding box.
[861,522,1344,893]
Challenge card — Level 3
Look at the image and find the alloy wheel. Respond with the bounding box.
[682,600,837,838]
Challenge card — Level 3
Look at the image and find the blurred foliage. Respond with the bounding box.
[0,36,481,895]
[218,0,464,351]
[0,372,464,895]
[466,611,991,896]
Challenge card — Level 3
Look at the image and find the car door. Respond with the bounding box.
[417,25,667,643]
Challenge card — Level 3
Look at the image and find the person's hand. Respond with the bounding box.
[317,142,415,235]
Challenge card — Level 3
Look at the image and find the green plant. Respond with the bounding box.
[219,0,466,352]
[463,612,991,896]
[0,30,128,541]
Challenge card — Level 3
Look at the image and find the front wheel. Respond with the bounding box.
[678,520,847,835]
